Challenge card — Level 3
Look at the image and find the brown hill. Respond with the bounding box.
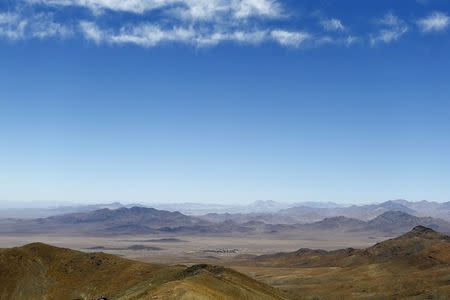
[0,243,286,300]
[360,225,450,265]
[232,227,450,299]
[237,225,450,268]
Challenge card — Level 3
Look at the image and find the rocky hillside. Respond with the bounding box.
[0,243,286,300]
[237,225,450,268]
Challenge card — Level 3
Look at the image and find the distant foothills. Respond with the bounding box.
[0,200,449,237]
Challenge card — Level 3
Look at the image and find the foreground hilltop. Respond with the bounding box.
[0,243,286,300]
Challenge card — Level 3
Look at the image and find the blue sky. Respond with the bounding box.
[1,0,450,206]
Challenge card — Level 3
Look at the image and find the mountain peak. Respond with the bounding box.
[22,242,56,251]
[251,200,279,206]
[373,210,414,219]
[401,225,450,241]
[411,225,436,234]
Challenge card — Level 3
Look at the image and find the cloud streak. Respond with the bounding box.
[370,13,408,45]
[417,12,449,32]
[79,21,312,47]
[1,2,449,49]
[320,18,345,32]
[0,13,28,40]
[28,0,283,20]
[0,12,71,40]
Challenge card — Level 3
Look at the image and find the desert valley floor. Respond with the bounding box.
[0,232,385,265]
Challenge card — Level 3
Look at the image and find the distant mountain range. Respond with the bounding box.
[3,199,449,223]
[0,207,210,235]
[1,206,449,236]
[0,202,125,219]
[199,199,450,223]
[148,200,334,215]
[290,211,450,235]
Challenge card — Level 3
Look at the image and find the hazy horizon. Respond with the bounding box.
[2,198,449,210]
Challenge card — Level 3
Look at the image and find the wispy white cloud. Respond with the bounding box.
[30,13,72,38]
[270,30,310,47]
[378,13,402,27]
[0,12,71,40]
[2,2,448,49]
[308,34,360,48]
[3,1,291,47]
[233,0,281,19]
[370,13,408,45]
[28,0,283,21]
[26,0,288,48]
[28,0,175,15]
[80,21,197,46]
[169,0,230,21]
[79,21,311,48]
[0,13,28,40]
[320,18,345,32]
[195,30,268,46]
[417,12,449,32]
[79,21,104,43]
[345,35,359,47]
[0,13,20,25]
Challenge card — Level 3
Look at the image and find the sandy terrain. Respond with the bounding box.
[0,232,389,265]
